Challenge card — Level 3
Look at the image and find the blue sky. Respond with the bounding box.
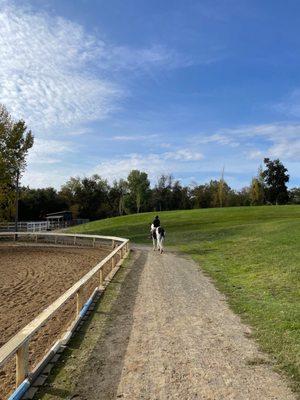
[1,0,300,189]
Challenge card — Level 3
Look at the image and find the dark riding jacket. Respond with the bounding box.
[152,218,160,228]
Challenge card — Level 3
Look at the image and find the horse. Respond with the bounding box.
[150,224,165,254]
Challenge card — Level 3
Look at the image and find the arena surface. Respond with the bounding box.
[0,243,111,399]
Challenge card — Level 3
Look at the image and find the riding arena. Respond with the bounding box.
[0,232,129,399]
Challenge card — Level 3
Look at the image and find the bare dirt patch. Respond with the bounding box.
[0,243,110,399]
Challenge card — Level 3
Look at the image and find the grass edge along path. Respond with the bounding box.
[35,254,136,400]
[69,205,300,395]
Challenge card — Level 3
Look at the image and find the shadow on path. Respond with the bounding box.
[71,249,147,399]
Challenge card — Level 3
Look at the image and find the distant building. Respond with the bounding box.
[46,210,73,223]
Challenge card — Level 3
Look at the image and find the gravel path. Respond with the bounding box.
[71,247,296,400]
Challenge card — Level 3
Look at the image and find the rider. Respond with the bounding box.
[152,215,160,228]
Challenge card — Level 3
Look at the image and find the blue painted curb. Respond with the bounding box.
[8,379,30,400]
[79,296,94,318]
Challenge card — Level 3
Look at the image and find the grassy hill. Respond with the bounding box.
[70,205,300,393]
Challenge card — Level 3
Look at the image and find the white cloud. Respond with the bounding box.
[247,149,263,160]
[204,123,300,162]
[163,149,203,161]
[92,154,163,182]
[27,138,75,165]
[100,44,190,71]
[92,149,205,183]
[268,139,300,161]
[22,167,75,188]
[217,123,300,142]
[0,4,121,130]
[112,134,158,141]
[274,89,300,118]
[92,151,201,182]
[0,3,186,132]
[194,133,240,147]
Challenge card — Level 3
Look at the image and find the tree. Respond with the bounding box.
[109,179,128,216]
[60,175,111,220]
[261,158,289,204]
[250,177,264,205]
[218,167,225,207]
[127,170,150,213]
[0,104,34,221]
[233,187,251,206]
[19,187,68,220]
[289,187,300,204]
[171,180,191,210]
[191,183,213,208]
[152,174,173,211]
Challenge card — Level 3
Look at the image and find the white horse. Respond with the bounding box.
[150,224,165,254]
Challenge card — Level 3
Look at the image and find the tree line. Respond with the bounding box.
[15,159,299,222]
[0,104,299,222]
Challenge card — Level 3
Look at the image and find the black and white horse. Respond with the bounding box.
[150,224,165,253]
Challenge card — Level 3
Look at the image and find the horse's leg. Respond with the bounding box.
[152,235,156,250]
[157,235,161,253]
[160,237,164,253]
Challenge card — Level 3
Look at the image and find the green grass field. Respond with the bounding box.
[70,205,300,393]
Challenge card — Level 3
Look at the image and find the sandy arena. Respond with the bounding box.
[0,243,111,399]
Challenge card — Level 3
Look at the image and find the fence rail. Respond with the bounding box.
[0,219,89,232]
[0,231,129,398]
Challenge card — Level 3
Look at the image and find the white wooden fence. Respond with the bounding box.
[0,219,89,232]
[0,232,129,398]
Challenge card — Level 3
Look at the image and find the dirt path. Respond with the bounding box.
[45,247,296,400]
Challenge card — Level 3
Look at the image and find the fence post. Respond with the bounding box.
[99,268,103,288]
[35,234,38,243]
[73,236,77,246]
[16,340,29,387]
[76,288,84,315]
[111,254,115,270]
[93,237,95,248]
[112,240,115,249]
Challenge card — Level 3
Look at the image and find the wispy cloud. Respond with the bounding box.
[273,89,300,118]
[99,44,193,71]
[197,123,300,162]
[0,3,187,132]
[0,3,121,130]
[163,149,203,161]
[247,149,263,160]
[193,133,240,147]
[268,139,300,161]
[27,138,75,165]
[112,134,158,141]
[92,149,204,183]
